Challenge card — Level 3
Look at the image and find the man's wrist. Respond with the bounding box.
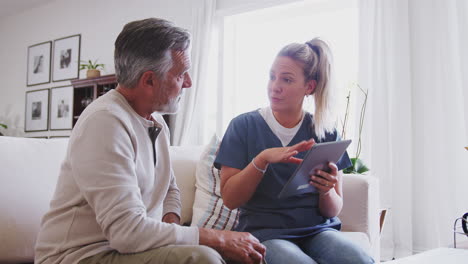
[162,212,180,224]
[199,228,224,251]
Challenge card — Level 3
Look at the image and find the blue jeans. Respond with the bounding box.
[262,230,375,264]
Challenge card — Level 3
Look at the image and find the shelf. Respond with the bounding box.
[71,74,117,88]
[71,74,117,127]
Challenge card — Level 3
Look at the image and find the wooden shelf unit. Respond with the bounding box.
[70,74,117,127]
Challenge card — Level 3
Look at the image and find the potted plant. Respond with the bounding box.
[341,84,369,174]
[0,123,7,136]
[80,59,105,78]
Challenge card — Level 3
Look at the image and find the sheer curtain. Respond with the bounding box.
[359,0,468,260]
[170,0,217,145]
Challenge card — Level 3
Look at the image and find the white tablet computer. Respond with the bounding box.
[277,139,352,199]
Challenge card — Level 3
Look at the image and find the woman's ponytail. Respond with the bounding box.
[277,38,336,139]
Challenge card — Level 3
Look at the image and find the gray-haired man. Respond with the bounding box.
[35,18,265,264]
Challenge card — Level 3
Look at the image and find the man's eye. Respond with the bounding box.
[269,75,275,81]
[284,78,292,83]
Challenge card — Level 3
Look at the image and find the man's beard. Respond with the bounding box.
[156,91,184,115]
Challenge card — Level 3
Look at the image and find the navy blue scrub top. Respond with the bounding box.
[214,110,352,242]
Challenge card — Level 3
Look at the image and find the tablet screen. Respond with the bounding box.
[277,139,352,199]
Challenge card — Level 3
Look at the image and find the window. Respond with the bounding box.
[206,0,358,141]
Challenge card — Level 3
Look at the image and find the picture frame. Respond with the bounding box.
[25,89,50,132]
[49,136,70,139]
[53,34,81,82]
[27,41,51,86]
[50,86,74,130]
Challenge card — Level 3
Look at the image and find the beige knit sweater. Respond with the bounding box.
[35,90,199,264]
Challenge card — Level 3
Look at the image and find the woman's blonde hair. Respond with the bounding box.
[277,38,336,140]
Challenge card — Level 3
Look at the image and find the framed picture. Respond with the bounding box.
[25,89,49,132]
[50,86,73,130]
[53,34,81,82]
[27,41,51,86]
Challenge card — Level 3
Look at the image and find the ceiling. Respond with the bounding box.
[0,0,55,20]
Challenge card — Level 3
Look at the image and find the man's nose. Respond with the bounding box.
[183,73,192,88]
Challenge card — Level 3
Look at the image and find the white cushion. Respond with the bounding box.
[191,135,239,229]
[340,173,381,261]
[169,145,204,225]
[192,188,239,229]
[0,137,68,263]
[341,231,372,256]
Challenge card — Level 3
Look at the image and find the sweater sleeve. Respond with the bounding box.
[70,111,198,253]
[163,170,182,217]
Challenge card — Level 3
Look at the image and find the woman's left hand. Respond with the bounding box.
[309,162,339,194]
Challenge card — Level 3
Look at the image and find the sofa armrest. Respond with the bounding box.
[339,174,380,262]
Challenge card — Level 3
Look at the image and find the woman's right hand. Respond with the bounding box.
[220,139,315,210]
[257,139,315,166]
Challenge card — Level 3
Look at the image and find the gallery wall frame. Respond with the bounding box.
[27,41,52,86]
[53,34,81,82]
[50,86,74,130]
[25,89,50,132]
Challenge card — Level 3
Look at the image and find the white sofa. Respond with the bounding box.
[0,136,380,263]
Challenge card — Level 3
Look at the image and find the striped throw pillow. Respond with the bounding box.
[191,135,239,229]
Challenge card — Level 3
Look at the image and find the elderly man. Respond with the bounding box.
[35,18,265,264]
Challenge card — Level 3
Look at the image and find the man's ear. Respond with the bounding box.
[306,80,317,95]
[139,71,159,89]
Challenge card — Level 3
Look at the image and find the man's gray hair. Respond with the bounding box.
[114,18,191,88]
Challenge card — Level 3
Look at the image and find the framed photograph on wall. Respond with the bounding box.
[27,41,51,86]
[49,136,70,139]
[53,34,81,82]
[50,86,73,130]
[25,89,49,132]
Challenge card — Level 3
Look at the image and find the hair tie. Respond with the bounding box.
[305,42,320,55]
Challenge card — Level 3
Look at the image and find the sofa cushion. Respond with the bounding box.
[169,145,204,225]
[341,231,372,256]
[0,137,68,263]
[191,135,239,229]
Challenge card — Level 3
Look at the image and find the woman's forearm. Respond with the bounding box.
[318,189,343,218]
[220,160,266,210]
[220,141,313,210]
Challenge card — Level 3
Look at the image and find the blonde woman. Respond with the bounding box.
[214,39,374,264]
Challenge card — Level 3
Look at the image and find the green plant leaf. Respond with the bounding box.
[343,158,357,174]
[79,59,105,70]
[0,123,7,129]
[343,157,369,175]
[354,158,369,174]
[356,164,369,174]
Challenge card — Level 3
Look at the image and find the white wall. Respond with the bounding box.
[0,0,192,137]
